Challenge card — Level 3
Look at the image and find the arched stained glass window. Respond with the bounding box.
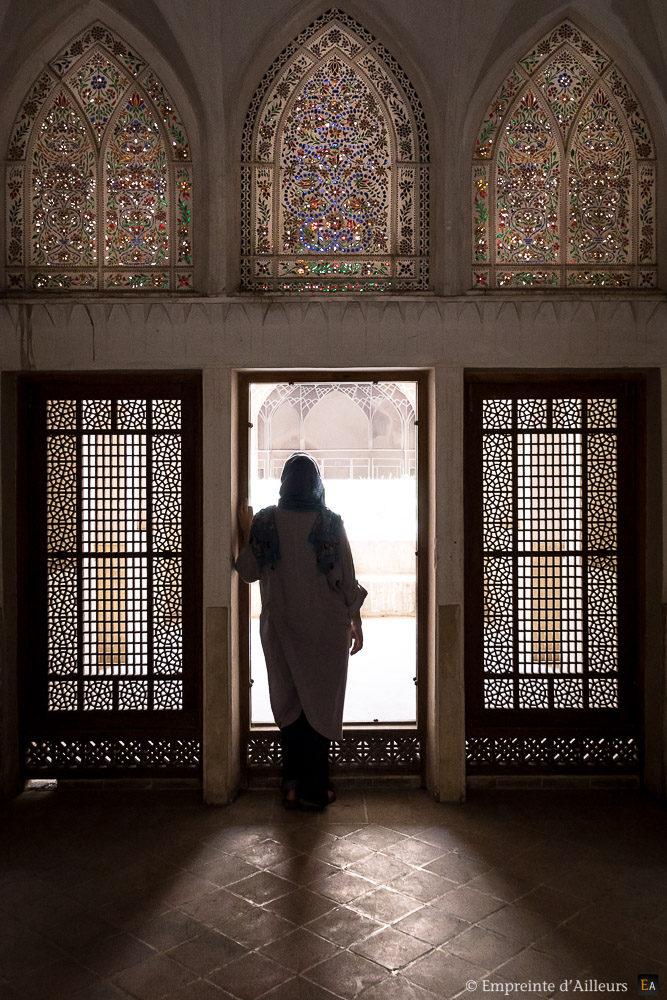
[472,20,656,289]
[6,22,193,291]
[242,9,429,292]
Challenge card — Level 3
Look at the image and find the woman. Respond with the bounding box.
[236,453,366,809]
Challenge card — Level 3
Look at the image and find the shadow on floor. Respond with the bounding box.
[1,786,666,1000]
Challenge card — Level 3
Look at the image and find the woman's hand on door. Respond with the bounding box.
[238,498,254,546]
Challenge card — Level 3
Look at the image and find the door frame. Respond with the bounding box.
[237,369,430,783]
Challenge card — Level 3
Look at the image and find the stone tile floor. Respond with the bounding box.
[1,786,667,999]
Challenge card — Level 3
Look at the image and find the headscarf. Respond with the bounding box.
[278,453,325,511]
[249,453,342,573]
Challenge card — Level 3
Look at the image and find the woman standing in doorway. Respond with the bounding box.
[236,453,366,809]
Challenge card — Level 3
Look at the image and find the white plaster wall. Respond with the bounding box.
[1,296,665,371]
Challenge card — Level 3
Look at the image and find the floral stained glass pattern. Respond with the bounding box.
[31,93,97,267]
[569,90,630,265]
[475,69,523,160]
[536,50,593,136]
[472,20,655,288]
[141,72,191,161]
[66,49,130,144]
[242,9,429,291]
[176,168,192,264]
[473,165,488,262]
[496,91,559,264]
[6,21,193,291]
[105,94,168,266]
[281,59,389,257]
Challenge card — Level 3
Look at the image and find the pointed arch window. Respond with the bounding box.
[241,9,429,292]
[472,21,656,290]
[6,22,193,291]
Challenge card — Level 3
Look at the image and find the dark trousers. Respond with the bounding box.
[281,711,331,807]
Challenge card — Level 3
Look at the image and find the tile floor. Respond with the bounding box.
[1,786,667,1000]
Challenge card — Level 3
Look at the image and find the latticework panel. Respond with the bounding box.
[466,735,639,772]
[6,22,194,292]
[241,9,429,292]
[248,730,421,774]
[481,395,619,712]
[21,379,201,778]
[25,738,201,775]
[466,381,639,774]
[472,20,656,289]
[44,396,185,714]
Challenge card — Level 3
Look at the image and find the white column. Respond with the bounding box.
[427,366,466,802]
[202,365,239,803]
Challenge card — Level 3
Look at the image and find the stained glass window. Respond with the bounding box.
[472,20,656,289]
[6,22,193,291]
[242,9,429,292]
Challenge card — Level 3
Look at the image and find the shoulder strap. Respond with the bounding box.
[249,505,280,570]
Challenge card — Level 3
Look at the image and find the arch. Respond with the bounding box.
[304,390,369,449]
[471,19,656,290]
[241,8,429,292]
[269,399,300,450]
[371,396,403,449]
[6,21,194,291]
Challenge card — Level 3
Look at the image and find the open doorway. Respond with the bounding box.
[239,372,427,777]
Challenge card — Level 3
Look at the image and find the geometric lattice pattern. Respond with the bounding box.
[25,738,200,774]
[6,22,193,291]
[472,20,656,289]
[481,394,619,712]
[248,730,421,774]
[45,395,184,713]
[241,9,429,291]
[466,735,639,772]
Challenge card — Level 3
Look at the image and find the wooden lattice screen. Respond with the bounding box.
[465,378,640,773]
[19,375,201,778]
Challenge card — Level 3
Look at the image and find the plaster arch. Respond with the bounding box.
[303,390,370,451]
[268,399,300,451]
[459,8,667,292]
[371,396,403,449]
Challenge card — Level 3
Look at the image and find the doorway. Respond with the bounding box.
[239,372,428,779]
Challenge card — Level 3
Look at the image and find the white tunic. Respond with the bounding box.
[236,508,366,741]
